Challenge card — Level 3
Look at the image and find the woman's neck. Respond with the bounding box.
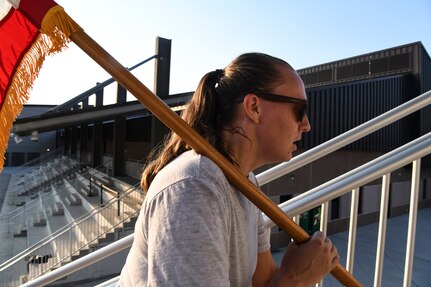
[221,127,259,176]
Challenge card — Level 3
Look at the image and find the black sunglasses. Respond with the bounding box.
[238,92,308,122]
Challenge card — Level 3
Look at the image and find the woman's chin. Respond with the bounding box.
[281,153,293,162]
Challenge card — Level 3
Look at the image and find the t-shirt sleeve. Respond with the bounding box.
[257,211,271,253]
[248,172,271,254]
[144,178,231,286]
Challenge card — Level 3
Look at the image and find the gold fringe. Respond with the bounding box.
[40,5,82,48]
[0,6,83,171]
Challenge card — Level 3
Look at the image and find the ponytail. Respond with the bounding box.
[141,70,224,190]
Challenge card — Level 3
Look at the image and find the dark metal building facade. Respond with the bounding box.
[297,42,431,153]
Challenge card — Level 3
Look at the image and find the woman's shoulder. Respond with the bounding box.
[148,150,228,195]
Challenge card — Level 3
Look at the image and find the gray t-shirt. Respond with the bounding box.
[118,150,270,286]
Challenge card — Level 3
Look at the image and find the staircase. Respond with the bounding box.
[0,156,144,287]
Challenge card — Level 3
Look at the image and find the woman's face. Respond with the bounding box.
[253,68,311,165]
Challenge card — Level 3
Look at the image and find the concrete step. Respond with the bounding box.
[13,226,27,238]
[49,202,64,216]
[64,193,82,206]
[33,212,47,227]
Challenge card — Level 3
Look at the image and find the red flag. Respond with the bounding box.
[0,0,82,170]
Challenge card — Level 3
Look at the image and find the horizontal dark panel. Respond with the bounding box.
[299,74,419,151]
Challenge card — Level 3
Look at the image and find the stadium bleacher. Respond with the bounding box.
[0,153,143,286]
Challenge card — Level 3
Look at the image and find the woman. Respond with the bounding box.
[118,53,339,286]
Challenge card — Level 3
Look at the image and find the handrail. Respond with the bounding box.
[21,234,134,287]
[35,183,142,278]
[91,179,117,194]
[94,276,120,287]
[267,130,431,224]
[3,186,56,224]
[9,148,62,179]
[0,181,141,273]
[264,131,431,225]
[48,55,158,113]
[90,176,121,206]
[12,161,54,193]
[21,131,431,287]
[0,159,113,270]
[89,165,130,188]
[12,155,73,192]
[256,90,431,185]
[1,157,79,222]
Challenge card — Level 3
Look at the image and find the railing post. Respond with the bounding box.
[374,173,391,287]
[320,202,329,236]
[69,228,72,269]
[346,188,360,273]
[100,184,103,205]
[292,214,300,242]
[89,177,92,196]
[117,191,120,217]
[318,202,329,287]
[403,159,421,287]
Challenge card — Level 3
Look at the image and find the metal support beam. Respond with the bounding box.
[113,84,127,175]
[113,116,126,176]
[64,128,71,156]
[92,86,104,167]
[92,123,102,167]
[117,84,127,104]
[151,37,172,148]
[153,37,171,100]
[70,105,79,157]
[70,127,77,156]
[12,93,192,135]
[79,98,89,163]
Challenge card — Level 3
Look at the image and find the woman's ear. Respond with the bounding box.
[242,94,260,123]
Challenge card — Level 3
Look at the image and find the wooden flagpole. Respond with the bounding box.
[70,30,362,287]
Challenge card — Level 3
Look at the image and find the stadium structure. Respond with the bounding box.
[0,39,430,286]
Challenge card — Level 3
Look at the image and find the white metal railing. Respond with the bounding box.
[280,146,428,287]
[1,157,82,232]
[346,187,359,273]
[3,186,56,234]
[403,159,421,287]
[4,156,78,208]
[373,173,390,286]
[268,132,431,222]
[9,164,49,197]
[0,157,117,284]
[9,151,69,195]
[16,89,431,287]
[0,181,143,286]
[21,132,431,287]
[8,148,62,183]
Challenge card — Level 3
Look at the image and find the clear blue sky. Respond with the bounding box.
[27,0,431,105]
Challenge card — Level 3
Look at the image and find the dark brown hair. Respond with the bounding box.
[141,53,293,190]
